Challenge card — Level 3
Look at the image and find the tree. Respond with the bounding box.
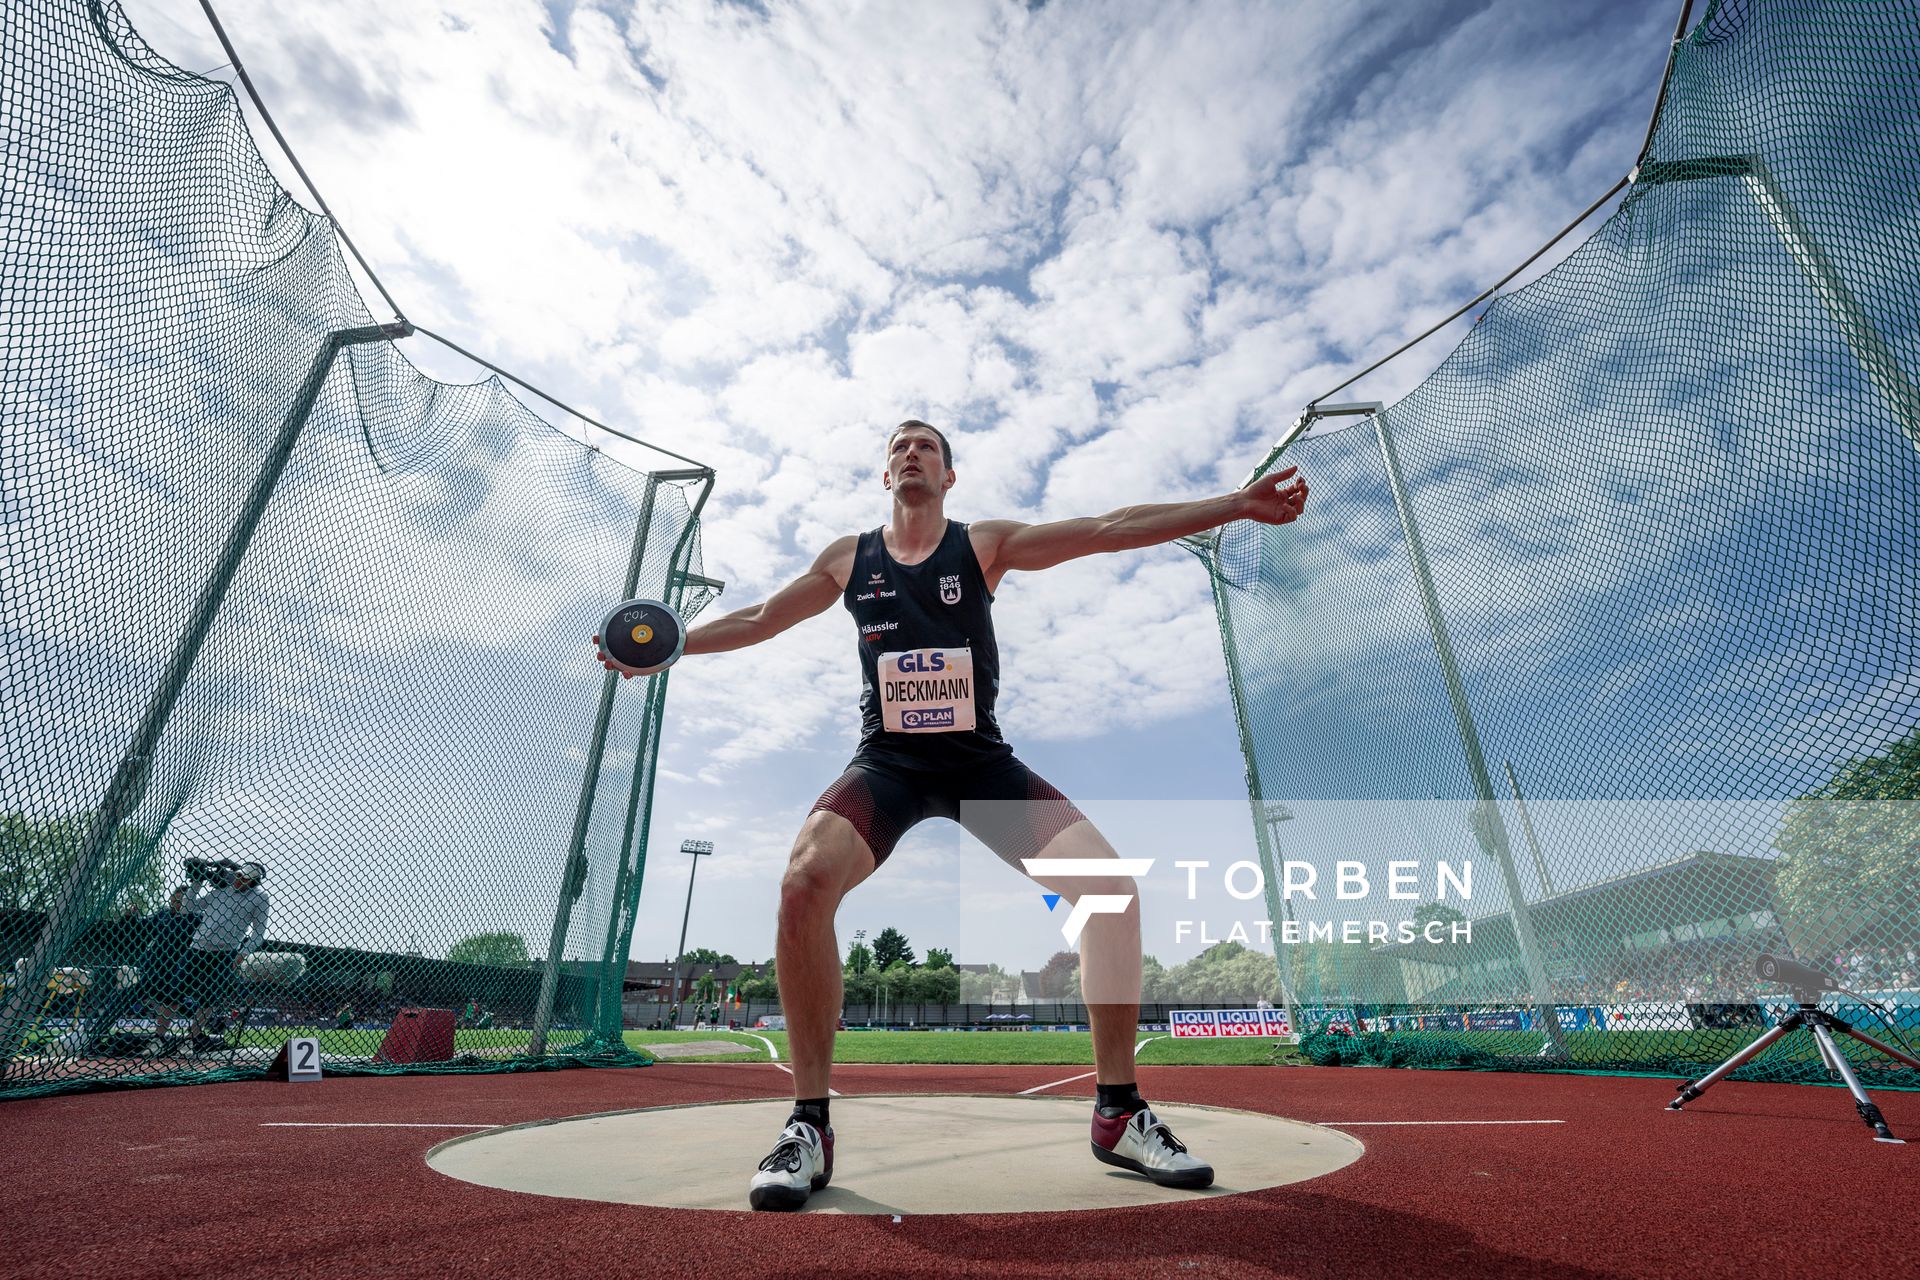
[905,965,960,1003]
[1159,941,1282,1003]
[924,947,955,970]
[682,947,736,965]
[845,941,874,976]
[1411,902,1467,933]
[0,813,166,918]
[844,966,878,1004]
[873,926,915,969]
[1033,949,1079,999]
[1774,728,1920,952]
[958,963,1016,1002]
[737,960,778,1001]
[1138,954,1170,1003]
[446,931,531,969]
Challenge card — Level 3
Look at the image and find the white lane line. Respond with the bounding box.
[261,1122,499,1129]
[1134,1035,1168,1057]
[772,1061,841,1097]
[745,1033,779,1061]
[1313,1119,1566,1126]
[1018,1070,1096,1096]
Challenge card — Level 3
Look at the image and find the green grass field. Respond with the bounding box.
[225,1025,599,1056]
[620,1028,1305,1066]
[217,1024,1300,1065]
[217,1022,1879,1076]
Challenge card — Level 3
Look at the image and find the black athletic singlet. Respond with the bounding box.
[843,520,1013,772]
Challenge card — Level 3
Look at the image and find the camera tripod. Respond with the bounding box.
[1667,995,1920,1143]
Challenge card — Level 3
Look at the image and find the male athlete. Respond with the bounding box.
[599,420,1307,1210]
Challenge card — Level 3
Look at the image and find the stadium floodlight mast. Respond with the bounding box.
[668,839,715,1023]
[1628,153,1920,454]
[1503,759,1557,899]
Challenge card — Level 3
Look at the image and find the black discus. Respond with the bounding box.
[596,598,686,676]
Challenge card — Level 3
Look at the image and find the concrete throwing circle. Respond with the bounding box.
[426,1094,1362,1215]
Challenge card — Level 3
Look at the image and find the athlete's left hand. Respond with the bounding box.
[1239,466,1308,525]
[590,633,635,679]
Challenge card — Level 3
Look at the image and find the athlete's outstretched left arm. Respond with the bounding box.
[973,466,1307,580]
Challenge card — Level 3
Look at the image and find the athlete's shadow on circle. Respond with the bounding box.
[803,1171,1241,1216]
[835,1189,1624,1280]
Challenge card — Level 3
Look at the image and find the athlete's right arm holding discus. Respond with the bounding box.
[679,536,858,655]
[593,537,856,677]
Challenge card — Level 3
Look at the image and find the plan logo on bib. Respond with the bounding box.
[939,573,962,605]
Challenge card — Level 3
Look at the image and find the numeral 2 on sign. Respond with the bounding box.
[287,1036,322,1082]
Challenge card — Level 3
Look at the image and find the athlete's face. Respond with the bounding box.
[883,429,953,499]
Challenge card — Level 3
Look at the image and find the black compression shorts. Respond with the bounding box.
[809,754,1090,868]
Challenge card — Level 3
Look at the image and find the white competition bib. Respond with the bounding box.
[877,647,976,733]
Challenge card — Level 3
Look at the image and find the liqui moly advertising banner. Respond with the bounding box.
[1169,1009,1292,1037]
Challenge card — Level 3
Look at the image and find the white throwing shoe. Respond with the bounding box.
[748,1119,834,1211]
[1090,1105,1214,1188]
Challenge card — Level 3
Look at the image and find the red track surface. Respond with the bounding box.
[2,1064,1914,1278]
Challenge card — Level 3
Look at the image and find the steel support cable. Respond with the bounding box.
[1305,175,1630,410]
[1305,0,1697,411]
[410,326,713,473]
[196,0,713,474]
[196,0,406,324]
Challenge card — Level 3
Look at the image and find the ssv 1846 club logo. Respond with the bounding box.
[939,573,962,604]
[1023,859,1155,943]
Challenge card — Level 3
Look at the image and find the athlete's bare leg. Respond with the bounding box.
[1018,819,1214,1187]
[1022,819,1141,1086]
[777,810,878,1099]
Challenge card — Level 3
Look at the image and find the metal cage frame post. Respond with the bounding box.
[1503,759,1557,899]
[1202,559,1300,1033]
[594,477,723,1037]
[1261,802,1302,1036]
[0,322,411,1074]
[593,668,665,1037]
[1371,407,1569,1056]
[529,470,672,1054]
[1633,154,1920,452]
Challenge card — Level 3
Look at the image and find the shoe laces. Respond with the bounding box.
[1135,1110,1188,1155]
[758,1124,813,1175]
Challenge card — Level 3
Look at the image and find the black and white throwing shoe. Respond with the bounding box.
[1090,1105,1214,1189]
[748,1119,834,1211]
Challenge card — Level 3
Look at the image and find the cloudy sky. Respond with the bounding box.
[117,0,1683,972]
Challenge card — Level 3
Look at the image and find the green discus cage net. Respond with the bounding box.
[1,0,715,1099]
[1198,0,1920,1085]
